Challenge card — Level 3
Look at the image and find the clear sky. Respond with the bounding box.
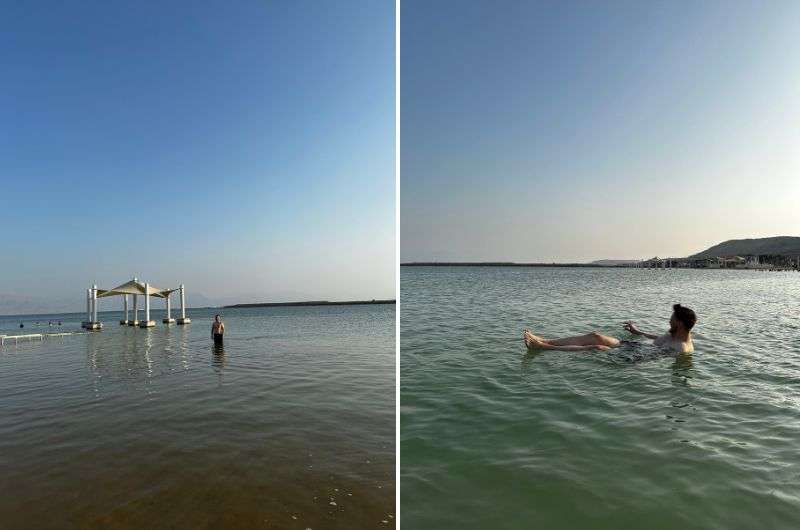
[401,0,800,262]
[1,1,395,314]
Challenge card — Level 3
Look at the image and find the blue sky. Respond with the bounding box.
[401,0,800,262]
[1,0,395,314]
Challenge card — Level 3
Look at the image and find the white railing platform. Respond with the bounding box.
[1,331,88,347]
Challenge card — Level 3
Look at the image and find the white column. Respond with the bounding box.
[124,295,129,321]
[144,283,151,322]
[86,289,91,322]
[92,285,98,322]
[166,294,171,319]
[133,278,139,321]
[180,284,186,319]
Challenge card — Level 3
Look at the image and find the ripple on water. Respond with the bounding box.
[0,305,395,530]
[401,267,800,530]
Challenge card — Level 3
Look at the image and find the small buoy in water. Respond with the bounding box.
[19,323,24,328]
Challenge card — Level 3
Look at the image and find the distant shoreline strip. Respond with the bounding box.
[401,262,799,270]
[223,300,396,308]
[401,262,609,267]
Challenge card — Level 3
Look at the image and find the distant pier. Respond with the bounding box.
[0,331,88,347]
[224,299,396,308]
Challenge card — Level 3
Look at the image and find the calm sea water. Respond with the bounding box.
[401,266,800,530]
[0,305,395,530]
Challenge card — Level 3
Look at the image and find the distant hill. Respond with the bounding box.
[689,237,800,258]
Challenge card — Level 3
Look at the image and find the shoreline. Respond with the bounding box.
[223,299,396,308]
[402,262,606,267]
[1,300,396,318]
[401,262,799,270]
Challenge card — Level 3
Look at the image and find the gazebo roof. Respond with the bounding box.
[96,280,177,299]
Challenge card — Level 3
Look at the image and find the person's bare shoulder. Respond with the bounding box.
[653,334,692,353]
[653,334,671,347]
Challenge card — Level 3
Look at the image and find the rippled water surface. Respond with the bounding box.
[1,305,395,530]
[401,267,800,530]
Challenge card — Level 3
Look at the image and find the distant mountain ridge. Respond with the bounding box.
[689,237,800,258]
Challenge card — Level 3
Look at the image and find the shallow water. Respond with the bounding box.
[0,305,395,530]
[401,266,800,530]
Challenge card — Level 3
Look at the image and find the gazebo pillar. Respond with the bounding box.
[140,283,155,327]
[121,295,129,325]
[130,294,139,326]
[81,285,102,331]
[92,285,98,322]
[177,284,191,324]
[82,288,93,329]
[163,292,175,324]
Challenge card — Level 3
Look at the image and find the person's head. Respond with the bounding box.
[670,304,696,334]
[214,314,221,322]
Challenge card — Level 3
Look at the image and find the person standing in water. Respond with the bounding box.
[524,304,696,354]
[211,314,225,346]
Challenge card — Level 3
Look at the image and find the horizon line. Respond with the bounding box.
[0,297,396,318]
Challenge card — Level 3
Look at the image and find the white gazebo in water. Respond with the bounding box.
[82,277,191,330]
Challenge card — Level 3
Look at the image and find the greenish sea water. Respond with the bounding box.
[1,305,395,530]
[401,266,800,530]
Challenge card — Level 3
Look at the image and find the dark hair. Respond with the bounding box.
[672,304,696,330]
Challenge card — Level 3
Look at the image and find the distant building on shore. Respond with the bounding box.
[625,254,799,270]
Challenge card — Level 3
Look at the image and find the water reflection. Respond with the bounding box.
[143,329,154,390]
[87,331,102,398]
[519,343,696,375]
[671,353,694,387]
[519,347,543,371]
[85,325,193,390]
[177,324,190,371]
[212,343,226,385]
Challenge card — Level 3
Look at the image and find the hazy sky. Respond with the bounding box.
[401,0,800,262]
[1,1,395,314]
